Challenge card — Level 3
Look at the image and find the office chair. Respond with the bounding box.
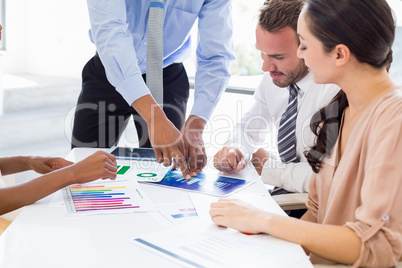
[272,192,308,211]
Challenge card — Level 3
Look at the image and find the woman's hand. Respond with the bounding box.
[210,199,271,234]
[70,151,118,183]
[28,156,73,174]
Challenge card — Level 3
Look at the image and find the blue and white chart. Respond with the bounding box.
[141,169,254,197]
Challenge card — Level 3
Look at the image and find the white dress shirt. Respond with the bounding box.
[227,72,340,193]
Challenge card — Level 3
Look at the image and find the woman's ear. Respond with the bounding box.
[334,44,350,67]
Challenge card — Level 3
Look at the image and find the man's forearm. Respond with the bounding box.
[131,94,167,124]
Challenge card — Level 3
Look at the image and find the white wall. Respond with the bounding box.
[2,0,95,78]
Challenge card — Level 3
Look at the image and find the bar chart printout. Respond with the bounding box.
[62,180,154,215]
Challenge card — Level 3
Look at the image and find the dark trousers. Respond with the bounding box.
[71,54,190,149]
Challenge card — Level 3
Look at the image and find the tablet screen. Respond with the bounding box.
[108,146,156,161]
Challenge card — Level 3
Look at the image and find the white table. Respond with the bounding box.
[0,148,312,267]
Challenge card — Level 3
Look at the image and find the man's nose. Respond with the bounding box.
[262,58,276,72]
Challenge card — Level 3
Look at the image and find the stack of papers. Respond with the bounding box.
[132,221,311,267]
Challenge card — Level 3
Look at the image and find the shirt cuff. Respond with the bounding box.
[116,75,150,106]
[260,157,284,187]
[190,96,216,121]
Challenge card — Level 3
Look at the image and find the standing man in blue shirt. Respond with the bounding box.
[71,1,235,179]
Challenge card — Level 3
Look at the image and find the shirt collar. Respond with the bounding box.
[294,72,314,98]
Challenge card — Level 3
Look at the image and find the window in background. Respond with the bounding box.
[0,0,5,50]
[184,0,264,85]
[230,0,264,77]
[388,0,402,85]
[185,0,402,86]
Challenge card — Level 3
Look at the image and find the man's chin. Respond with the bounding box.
[272,78,290,88]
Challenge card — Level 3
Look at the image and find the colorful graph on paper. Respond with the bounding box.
[116,165,131,175]
[157,202,199,225]
[62,180,155,215]
[109,161,170,183]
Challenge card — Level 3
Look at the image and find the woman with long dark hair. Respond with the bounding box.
[210,0,402,266]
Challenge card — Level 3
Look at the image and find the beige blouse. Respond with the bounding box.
[306,90,402,267]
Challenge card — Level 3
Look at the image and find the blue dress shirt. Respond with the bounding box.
[87,0,235,120]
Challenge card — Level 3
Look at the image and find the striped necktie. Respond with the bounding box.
[277,84,299,163]
[146,0,164,107]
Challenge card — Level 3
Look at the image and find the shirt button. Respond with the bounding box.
[144,41,147,45]
[382,214,389,221]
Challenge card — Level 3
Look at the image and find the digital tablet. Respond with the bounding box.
[107,146,156,161]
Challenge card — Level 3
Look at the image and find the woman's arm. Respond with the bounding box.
[0,151,117,215]
[0,156,72,175]
[210,199,361,265]
[0,156,35,175]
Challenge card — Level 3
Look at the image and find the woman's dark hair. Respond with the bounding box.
[303,0,395,173]
[305,90,348,173]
